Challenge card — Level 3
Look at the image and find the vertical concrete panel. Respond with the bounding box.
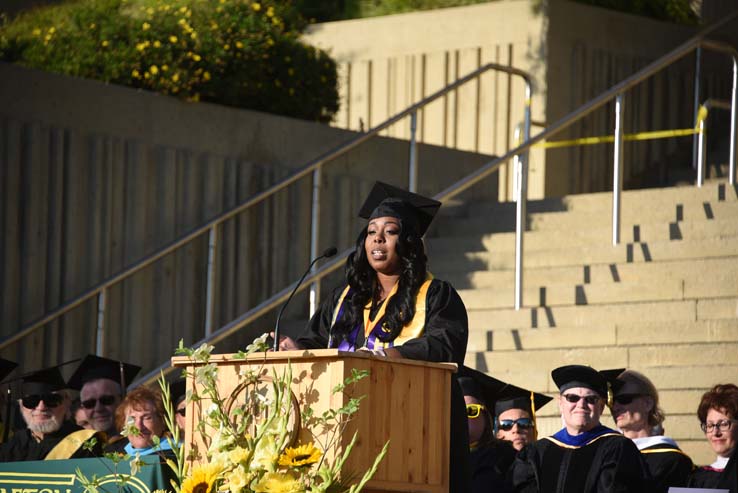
[154,147,177,357]
[1,119,22,340]
[455,47,480,152]
[421,51,449,148]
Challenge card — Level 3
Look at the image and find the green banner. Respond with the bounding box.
[0,455,177,493]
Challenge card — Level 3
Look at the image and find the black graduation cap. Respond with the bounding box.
[599,368,627,395]
[358,181,442,236]
[20,367,67,396]
[494,385,553,417]
[170,379,186,405]
[0,358,18,383]
[458,367,508,409]
[66,355,141,392]
[551,364,609,397]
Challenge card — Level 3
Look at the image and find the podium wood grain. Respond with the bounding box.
[172,349,455,493]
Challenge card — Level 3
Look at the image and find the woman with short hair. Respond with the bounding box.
[107,387,173,457]
[688,383,738,491]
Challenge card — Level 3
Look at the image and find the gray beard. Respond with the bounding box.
[27,416,62,435]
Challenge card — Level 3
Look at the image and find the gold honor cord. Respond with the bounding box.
[640,447,692,458]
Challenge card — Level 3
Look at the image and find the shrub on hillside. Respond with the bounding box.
[0,0,339,122]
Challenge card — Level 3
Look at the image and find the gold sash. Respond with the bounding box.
[45,429,99,460]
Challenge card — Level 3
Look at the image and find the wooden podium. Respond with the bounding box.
[172,349,456,493]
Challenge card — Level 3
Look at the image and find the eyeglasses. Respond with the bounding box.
[701,419,737,434]
[176,408,186,417]
[562,394,601,405]
[81,395,118,409]
[498,418,534,431]
[466,404,486,419]
[21,393,64,409]
[613,394,643,405]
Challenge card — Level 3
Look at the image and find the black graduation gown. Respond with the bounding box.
[0,421,100,461]
[470,438,517,493]
[639,441,693,493]
[689,446,737,492]
[510,431,650,493]
[296,278,471,493]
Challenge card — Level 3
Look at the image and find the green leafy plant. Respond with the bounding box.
[0,0,339,122]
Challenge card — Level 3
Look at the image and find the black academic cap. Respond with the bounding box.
[551,364,609,397]
[170,379,186,405]
[66,355,141,391]
[458,367,508,409]
[358,181,441,236]
[21,367,66,396]
[494,385,553,417]
[599,368,627,395]
[0,358,18,382]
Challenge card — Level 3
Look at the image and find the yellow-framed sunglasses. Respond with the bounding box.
[466,403,486,419]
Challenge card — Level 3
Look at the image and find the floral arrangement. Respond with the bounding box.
[167,334,388,493]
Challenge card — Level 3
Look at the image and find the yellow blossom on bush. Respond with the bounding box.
[88,23,95,29]
[132,69,141,78]
[161,65,169,72]
[266,6,274,17]
[150,65,159,75]
[169,35,178,43]
[203,71,211,81]
[172,73,180,82]
[32,28,41,36]
[251,3,261,12]
[252,472,302,493]
[235,41,243,49]
[153,40,161,48]
[142,22,151,31]
[48,27,56,34]
[101,40,109,47]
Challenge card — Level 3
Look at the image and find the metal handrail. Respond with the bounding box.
[0,62,533,353]
[697,98,733,186]
[135,19,738,387]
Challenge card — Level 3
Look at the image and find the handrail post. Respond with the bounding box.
[95,288,107,356]
[612,93,625,246]
[514,80,532,310]
[409,111,419,193]
[309,166,322,316]
[697,114,707,187]
[730,57,738,185]
[692,46,702,170]
[204,225,219,336]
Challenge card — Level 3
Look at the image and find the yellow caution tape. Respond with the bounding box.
[539,127,699,149]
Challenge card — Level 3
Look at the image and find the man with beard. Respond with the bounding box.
[0,367,100,461]
[67,355,141,440]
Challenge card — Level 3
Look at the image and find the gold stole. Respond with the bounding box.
[331,273,434,348]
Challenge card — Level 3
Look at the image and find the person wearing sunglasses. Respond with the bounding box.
[0,367,102,461]
[459,367,517,493]
[606,369,693,493]
[67,355,141,440]
[494,385,552,452]
[688,383,738,491]
[510,364,649,493]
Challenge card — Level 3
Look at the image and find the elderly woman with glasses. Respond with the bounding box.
[688,383,738,491]
[510,365,650,493]
[607,369,693,493]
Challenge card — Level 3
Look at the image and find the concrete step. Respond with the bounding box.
[466,318,738,352]
[458,275,738,310]
[468,297,737,331]
[437,182,737,222]
[432,236,738,272]
[477,342,738,376]
[440,256,738,290]
[440,200,738,236]
[427,218,738,254]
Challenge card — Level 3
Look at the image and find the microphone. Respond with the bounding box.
[273,246,338,351]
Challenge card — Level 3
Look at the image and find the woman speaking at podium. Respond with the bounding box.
[277,181,470,491]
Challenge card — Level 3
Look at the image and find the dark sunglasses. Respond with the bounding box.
[81,395,117,409]
[498,418,534,431]
[21,393,63,409]
[562,394,601,405]
[613,394,642,405]
[176,408,186,417]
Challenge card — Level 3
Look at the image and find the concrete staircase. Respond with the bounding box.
[426,182,738,466]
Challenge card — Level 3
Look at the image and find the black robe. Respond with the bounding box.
[510,429,650,493]
[638,440,693,493]
[689,446,737,493]
[0,421,100,461]
[470,438,517,493]
[296,278,471,493]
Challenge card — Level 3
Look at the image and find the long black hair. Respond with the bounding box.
[331,223,428,344]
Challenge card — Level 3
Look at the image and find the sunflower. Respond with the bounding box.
[277,443,322,468]
[180,463,222,493]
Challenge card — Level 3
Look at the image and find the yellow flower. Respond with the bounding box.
[266,6,274,17]
[223,43,230,50]
[88,23,96,29]
[180,463,222,493]
[191,53,201,62]
[161,65,169,72]
[142,22,151,30]
[278,443,321,468]
[235,41,243,49]
[190,31,197,39]
[48,27,56,34]
[150,65,159,75]
[32,28,41,36]
[229,446,250,464]
[132,69,141,78]
[169,35,178,43]
[226,465,251,493]
[146,7,154,15]
[172,73,180,82]
[153,40,161,48]
[136,42,146,51]
[252,472,303,493]
[251,2,261,12]
[203,71,211,81]
[101,40,109,47]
